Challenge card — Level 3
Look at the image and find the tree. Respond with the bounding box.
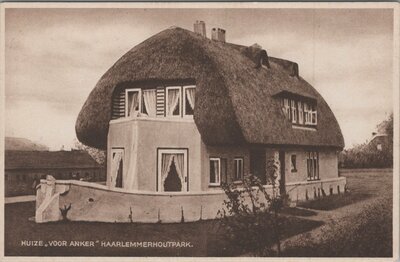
[72,138,106,166]
[339,113,393,168]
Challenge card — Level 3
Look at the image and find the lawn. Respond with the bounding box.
[282,170,393,257]
[4,202,321,257]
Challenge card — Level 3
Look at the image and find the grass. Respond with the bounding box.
[281,170,393,257]
[282,196,392,257]
[4,202,321,257]
[297,192,372,211]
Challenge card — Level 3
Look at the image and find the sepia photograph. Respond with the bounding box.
[1,2,398,259]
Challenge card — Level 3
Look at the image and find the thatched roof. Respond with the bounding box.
[76,27,344,150]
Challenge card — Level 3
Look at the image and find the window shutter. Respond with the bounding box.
[156,86,165,117]
[112,89,125,119]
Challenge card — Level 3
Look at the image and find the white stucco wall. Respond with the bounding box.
[107,118,203,192]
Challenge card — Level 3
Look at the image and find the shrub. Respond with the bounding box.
[217,155,286,256]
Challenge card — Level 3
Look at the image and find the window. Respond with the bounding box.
[304,103,317,126]
[298,101,304,124]
[311,105,318,125]
[183,86,195,116]
[166,86,182,117]
[282,98,317,126]
[283,98,290,119]
[234,158,244,181]
[290,155,297,172]
[304,103,311,124]
[307,151,319,180]
[209,158,221,186]
[157,149,188,192]
[291,100,297,123]
[142,89,157,117]
[125,88,142,117]
[111,148,124,188]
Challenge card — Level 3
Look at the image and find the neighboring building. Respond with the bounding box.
[5,150,105,197]
[369,118,392,152]
[36,24,346,223]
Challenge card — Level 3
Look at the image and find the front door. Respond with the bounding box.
[250,148,267,184]
[157,149,188,192]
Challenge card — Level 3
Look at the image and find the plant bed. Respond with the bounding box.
[280,207,317,217]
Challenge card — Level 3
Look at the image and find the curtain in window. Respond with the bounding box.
[143,89,156,117]
[167,89,180,116]
[173,154,185,186]
[128,92,139,117]
[161,154,174,187]
[186,88,195,111]
[110,152,123,188]
[213,161,219,184]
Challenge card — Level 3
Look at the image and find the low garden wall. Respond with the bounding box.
[36,176,346,223]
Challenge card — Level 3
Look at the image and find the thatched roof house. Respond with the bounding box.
[76,27,344,150]
[36,26,347,223]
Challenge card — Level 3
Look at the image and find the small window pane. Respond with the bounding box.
[127,91,140,117]
[167,88,181,116]
[209,159,220,185]
[184,87,195,116]
[291,155,297,172]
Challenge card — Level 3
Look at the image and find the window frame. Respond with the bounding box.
[298,101,304,124]
[209,157,221,186]
[307,151,319,181]
[291,99,297,123]
[142,88,157,116]
[283,98,291,119]
[183,85,196,118]
[165,86,182,118]
[233,158,244,181]
[290,155,297,173]
[125,88,142,117]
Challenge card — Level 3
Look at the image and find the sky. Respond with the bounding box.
[4,8,394,150]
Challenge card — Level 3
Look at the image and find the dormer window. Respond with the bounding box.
[281,96,317,127]
[114,84,196,120]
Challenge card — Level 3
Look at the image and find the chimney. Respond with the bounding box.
[194,20,206,37]
[211,28,226,42]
